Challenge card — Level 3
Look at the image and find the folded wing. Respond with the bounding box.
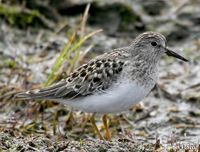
[15,56,125,101]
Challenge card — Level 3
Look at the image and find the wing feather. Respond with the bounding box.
[15,49,126,100]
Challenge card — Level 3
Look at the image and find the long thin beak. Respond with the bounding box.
[165,48,188,62]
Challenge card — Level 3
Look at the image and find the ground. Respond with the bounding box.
[0,0,200,151]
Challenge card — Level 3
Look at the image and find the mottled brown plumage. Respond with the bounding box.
[16,50,127,100]
[16,32,188,112]
[15,31,188,140]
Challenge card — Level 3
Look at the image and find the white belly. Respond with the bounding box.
[58,81,154,113]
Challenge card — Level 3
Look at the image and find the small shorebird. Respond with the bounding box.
[16,32,188,140]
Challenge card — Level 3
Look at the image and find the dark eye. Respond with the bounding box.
[151,42,157,46]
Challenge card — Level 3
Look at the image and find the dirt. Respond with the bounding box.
[0,0,200,151]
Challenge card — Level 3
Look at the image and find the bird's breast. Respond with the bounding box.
[59,80,155,113]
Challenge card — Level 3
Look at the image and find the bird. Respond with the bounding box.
[15,32,188,140]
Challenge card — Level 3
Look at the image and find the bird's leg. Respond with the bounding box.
[80,113,89,132]
[90,113,103,140]
[102,114,111,141]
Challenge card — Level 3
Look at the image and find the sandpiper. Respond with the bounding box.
[16,32,188,140]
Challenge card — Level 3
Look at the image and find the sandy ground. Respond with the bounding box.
[0,0,200,151]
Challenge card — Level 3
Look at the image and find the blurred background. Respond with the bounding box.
[0,0,200,151]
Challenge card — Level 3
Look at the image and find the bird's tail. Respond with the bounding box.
[14,81,67,100]
[14,90,44,100]
[14,88,55,100]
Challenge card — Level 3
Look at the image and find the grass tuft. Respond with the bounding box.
[45,3,102,86]
[45,29,102,86]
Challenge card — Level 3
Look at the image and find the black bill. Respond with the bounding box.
[165,48,188,62]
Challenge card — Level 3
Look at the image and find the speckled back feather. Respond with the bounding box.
[16,48,127,100]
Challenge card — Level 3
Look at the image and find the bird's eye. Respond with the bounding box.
[151,42,157,46]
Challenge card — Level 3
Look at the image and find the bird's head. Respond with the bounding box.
[131,32,188,62]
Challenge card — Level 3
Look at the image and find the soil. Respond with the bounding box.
[0,0,200,151]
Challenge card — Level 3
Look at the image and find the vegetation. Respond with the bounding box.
[0,0,199,151]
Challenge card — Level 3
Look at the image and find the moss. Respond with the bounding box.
[5,59,17,68]
[0,4,47,28]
